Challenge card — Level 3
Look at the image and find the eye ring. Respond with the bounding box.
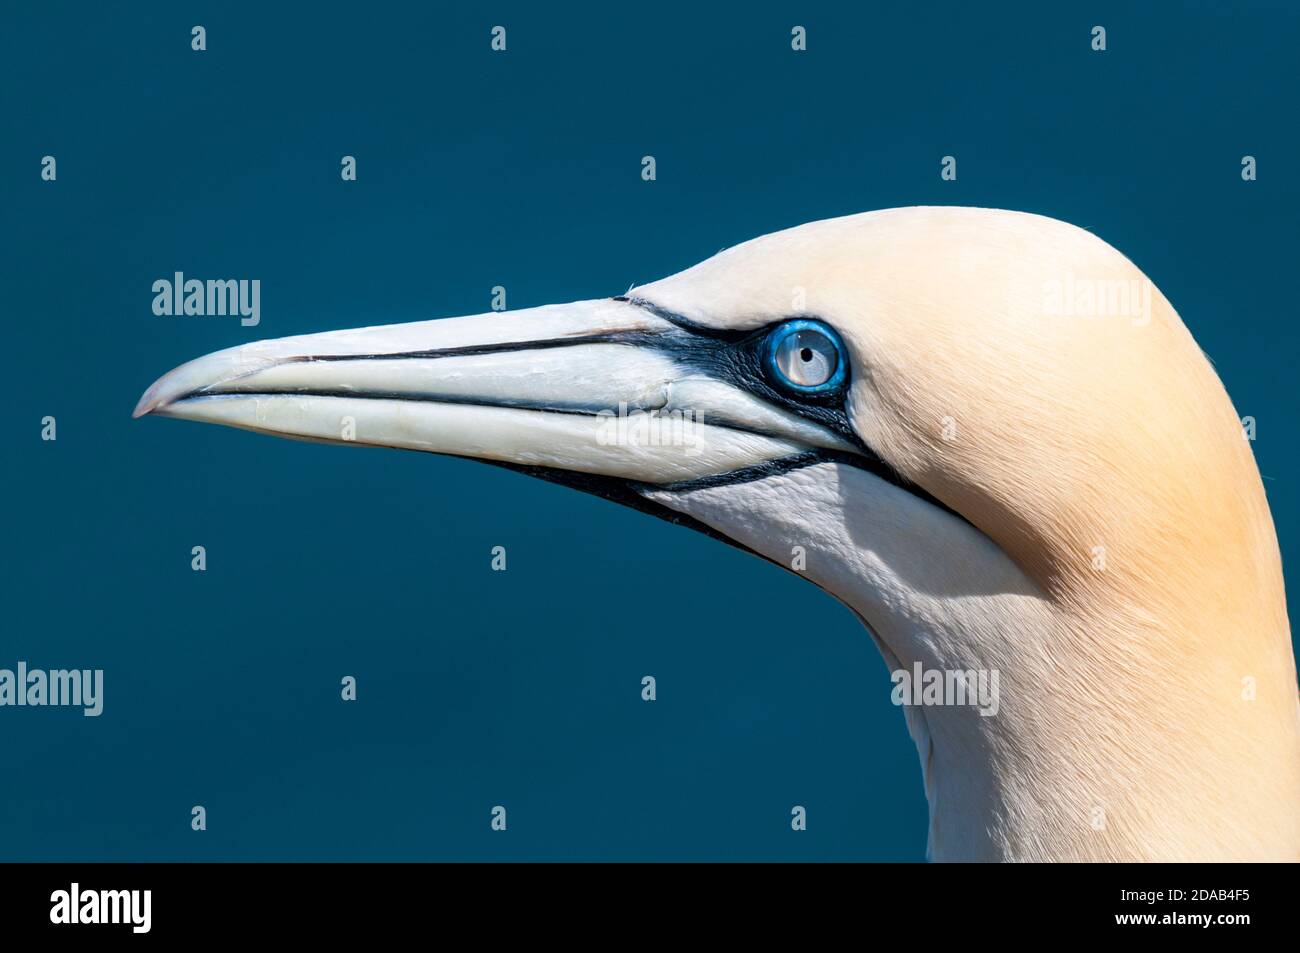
[763,319,848,396]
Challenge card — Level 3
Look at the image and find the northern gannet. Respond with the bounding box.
[135,207,1300,861]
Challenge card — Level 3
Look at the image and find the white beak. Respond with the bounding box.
[135,297,856,486]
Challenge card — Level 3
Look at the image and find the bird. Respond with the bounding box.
[135,206,1300,861]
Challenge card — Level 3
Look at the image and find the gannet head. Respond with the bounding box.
[135,207,1300,861]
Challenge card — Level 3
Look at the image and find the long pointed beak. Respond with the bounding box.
[134,297,855,486]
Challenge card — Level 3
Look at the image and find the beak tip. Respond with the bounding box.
[133,384,166,419]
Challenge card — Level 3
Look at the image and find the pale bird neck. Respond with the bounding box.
[648,461,1300,861]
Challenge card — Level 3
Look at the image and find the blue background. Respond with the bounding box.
[3,2,1297,861]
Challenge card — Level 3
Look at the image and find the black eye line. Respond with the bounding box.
[618,296,753,342]
[616,296,859,445]
[614,295,969,527]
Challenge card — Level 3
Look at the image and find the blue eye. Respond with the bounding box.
[763,319,848,396]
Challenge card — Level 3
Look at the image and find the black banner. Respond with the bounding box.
[0,862,1285,939]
